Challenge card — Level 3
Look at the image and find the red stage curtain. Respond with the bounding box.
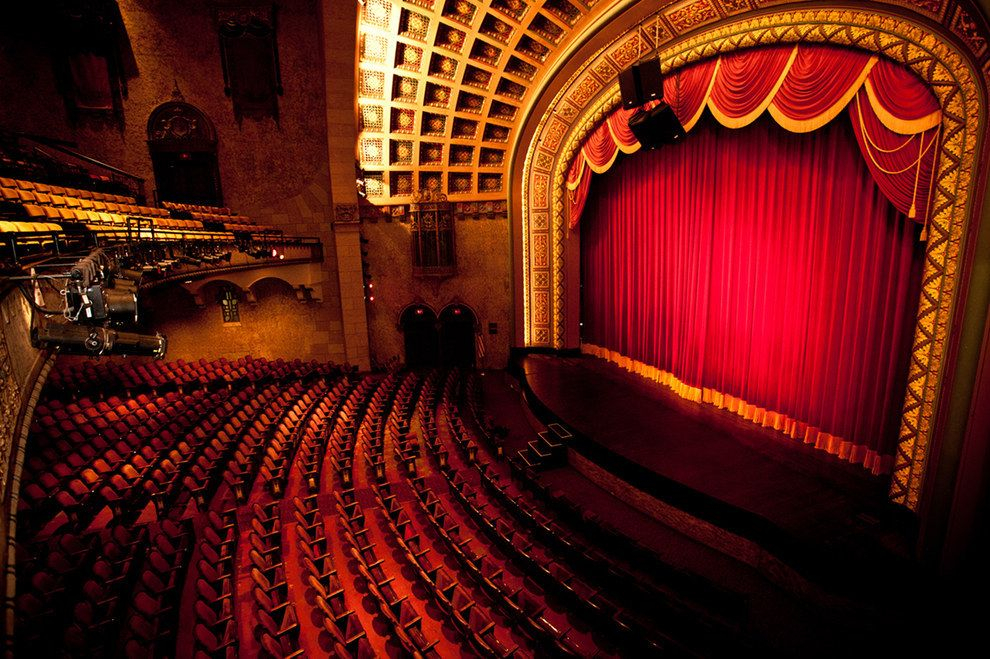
[567,45,941,229]
[705,45,795,126]
[581,115,923,473]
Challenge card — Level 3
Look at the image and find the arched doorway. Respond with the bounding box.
[399,305,439,369]
[147,100,222,205]
[439,304,476,368]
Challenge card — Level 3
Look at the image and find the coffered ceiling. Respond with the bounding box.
[356,0,611,203]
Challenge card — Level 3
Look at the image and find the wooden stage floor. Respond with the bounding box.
[515,352,918,593]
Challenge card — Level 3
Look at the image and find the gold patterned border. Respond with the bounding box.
[521,6,986,511]
[0,328,20,496]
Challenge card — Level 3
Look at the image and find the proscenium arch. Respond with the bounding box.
[516,6,989,512]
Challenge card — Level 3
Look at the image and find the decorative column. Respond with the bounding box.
[321,0,370,370]
[333,205,371,370]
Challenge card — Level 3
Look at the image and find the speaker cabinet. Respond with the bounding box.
[628,103,685,149]
[637,58,663,104]
[620,57,663,109]
[619,67,640,109]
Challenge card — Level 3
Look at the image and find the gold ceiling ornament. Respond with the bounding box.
[520,4,988,511]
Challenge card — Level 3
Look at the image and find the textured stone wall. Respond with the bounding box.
[250,170,345,359]
[363,217,512,369]
[0,0,328,214]
[141,279,338,363]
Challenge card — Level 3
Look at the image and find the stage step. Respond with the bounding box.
[536,430,567,467]
[528,439,552,460]
[547,423,573,442]
[516,448,542,470]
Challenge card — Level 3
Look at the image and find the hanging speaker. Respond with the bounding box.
[619,67,640,109]
[620,57,663,109]
[628,103,685,149]
[637,57,663,103]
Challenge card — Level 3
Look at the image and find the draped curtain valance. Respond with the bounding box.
[566,45,942,232]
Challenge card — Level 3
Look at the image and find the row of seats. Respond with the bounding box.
[0,219,62,235]
[160,200,265,233]
[43,355,341,400]
[1,175,137,204]
[246,499,305,657]
[221,381,312,505]
[373,373,528,658]
[2,177,278,241]
[192,211,254,228]
[338,372,446,657]
[256,382,336,497]
[3,187,168,217]
[23,389,220,533]
[180,385,281,512]
[20,202,197,227]
[406,372,597,656]
[16,361,745,657]
[192,506,238,656]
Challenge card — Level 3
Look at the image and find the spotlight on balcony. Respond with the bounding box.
[34,324,167,359]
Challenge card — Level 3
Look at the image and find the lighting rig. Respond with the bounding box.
[3,233,294,359]
[10,249,168,358]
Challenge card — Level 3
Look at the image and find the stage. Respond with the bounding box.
[514,352,919,593]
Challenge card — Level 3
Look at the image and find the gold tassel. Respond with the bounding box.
[920,222,928,242]
[908,202,916,219]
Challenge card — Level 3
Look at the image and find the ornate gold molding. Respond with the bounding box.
[521,6,987,510]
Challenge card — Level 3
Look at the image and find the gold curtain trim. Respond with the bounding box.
[706,46,799,130]
[681,57,722,133]
[586,143,624,174]
[863,78,941,134]
[855,95,940,175]
[606,117,641,155]
[565,155,587,191]
[766,56,878,133]
[581,342,892,475]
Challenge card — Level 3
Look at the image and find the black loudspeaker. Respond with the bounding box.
[620,57,663,109]
[628,103,685,149]
[619,67,640,109]
[637,58,663,103]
